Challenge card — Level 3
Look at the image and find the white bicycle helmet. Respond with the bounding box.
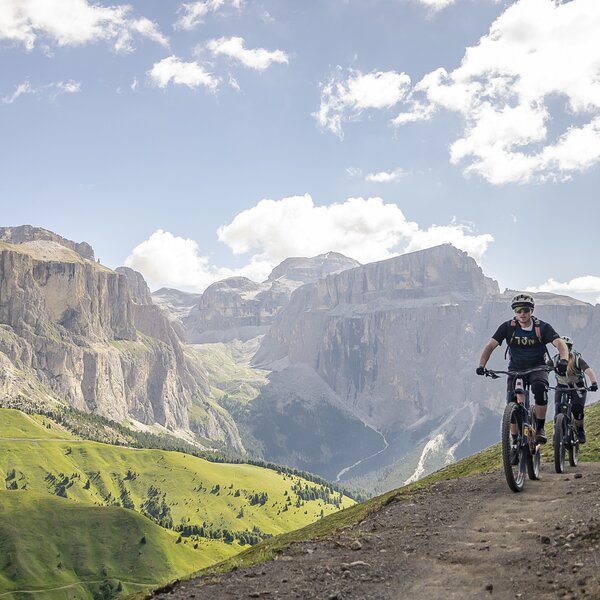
[561,335,573,349]
[511,293,534,310]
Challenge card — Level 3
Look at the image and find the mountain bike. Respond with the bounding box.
[550,384,590,473]
[482,366,551,493]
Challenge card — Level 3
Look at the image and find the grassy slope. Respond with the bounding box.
[0,491,204,598]
[0,409,354,597]
[157,399,600,587]
[185,340,267,404]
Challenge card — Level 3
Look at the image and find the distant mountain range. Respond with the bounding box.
[2,225,598,493]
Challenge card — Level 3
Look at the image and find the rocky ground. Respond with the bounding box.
[151,462,600,600]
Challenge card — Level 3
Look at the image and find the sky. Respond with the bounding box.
[2,0,600,303]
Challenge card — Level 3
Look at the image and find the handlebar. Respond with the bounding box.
[548,384,595,392]
[481,366,553,379]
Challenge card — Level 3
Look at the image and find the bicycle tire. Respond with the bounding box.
[568,425,579,467]
[554,413,566,473]
[526,406,540,480]
[502,402,526,492]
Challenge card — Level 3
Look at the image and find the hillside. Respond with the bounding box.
[144,400,600,599]
[0,491,202,599]
[0,409,354,598]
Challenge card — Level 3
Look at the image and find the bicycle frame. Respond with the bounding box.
[483,366,551,492]
[549,383,590,472]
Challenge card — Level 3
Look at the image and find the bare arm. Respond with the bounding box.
[584,367,598,385]
[478,338,499,368]
[552,338,569,361]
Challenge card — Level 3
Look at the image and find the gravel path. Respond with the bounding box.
[152,462,600,600]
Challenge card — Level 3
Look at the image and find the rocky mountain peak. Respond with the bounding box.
[183,253,361,343]
[0,225,95,261]
[307,244,499,309]
[267,252,360,285]
[202,277,262,299]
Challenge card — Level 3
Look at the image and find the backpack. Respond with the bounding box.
[504,316,543,359]
[553,351,584,381]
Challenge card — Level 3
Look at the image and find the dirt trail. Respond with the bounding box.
[152,462,600,600]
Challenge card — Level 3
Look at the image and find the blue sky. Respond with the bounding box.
[2,0,600,302]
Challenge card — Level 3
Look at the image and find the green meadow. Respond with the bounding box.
[0,409,354,599]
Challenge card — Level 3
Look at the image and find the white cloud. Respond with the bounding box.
[126,195,493,292]
[0,0,168,51]
[228,75,241,92]
[174,0,243,30]
[345,167,363,178]
[206,36,288,71]
[148,56,219,91]
[1,81,32,104]
[55,80,81,94]
[314,67,411,137]
[404,223,493,259]
[2,79,81,103]
[416,0,456,11]
[217,194,492,266]
[527,276,600,305]
[125,229,270,291]
[414,0,500,14]
[365,168,406,183]
[393,0,600,184]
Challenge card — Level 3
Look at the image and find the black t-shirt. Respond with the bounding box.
[492,319,559,369]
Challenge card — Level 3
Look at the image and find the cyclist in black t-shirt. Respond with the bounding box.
[476,293,569,444]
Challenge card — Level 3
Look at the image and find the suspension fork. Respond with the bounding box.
[511,377,526,436]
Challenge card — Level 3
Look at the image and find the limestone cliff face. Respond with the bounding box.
[252,244,502,432]
[184,252,360,343]
[116,266,152,305]
[0,237,242,450]
[0,225,95,260]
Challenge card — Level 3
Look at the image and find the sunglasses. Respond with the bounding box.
[514,307,532,314]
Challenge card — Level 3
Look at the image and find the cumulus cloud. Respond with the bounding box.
[148,56,218,91]
[314,67,412,137]
[174,0,243,30]
[365,168,406,183]
[0,0,168,51]
[527,276,600,305]
[126,195,493,291]
[125,229,270,290]
[393,0,600,184]
[206,36,288,71]
[2,79,81,103]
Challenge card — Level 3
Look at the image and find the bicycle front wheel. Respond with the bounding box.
[502,402,526,492]
[527,407,541,480]
[568,425,580,467]
[554,413,566,473]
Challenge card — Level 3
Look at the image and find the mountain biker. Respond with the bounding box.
[550,335,598,444]
[476,293,569,444]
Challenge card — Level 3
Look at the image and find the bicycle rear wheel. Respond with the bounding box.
[568,425,580,467]
[502,402,526,492]
[554,413,566,473]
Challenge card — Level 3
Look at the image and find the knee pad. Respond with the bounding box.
[532,381,548,405]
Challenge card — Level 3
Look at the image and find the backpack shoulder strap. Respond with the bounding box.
[504,319,517,359]
[532,316,542,342]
